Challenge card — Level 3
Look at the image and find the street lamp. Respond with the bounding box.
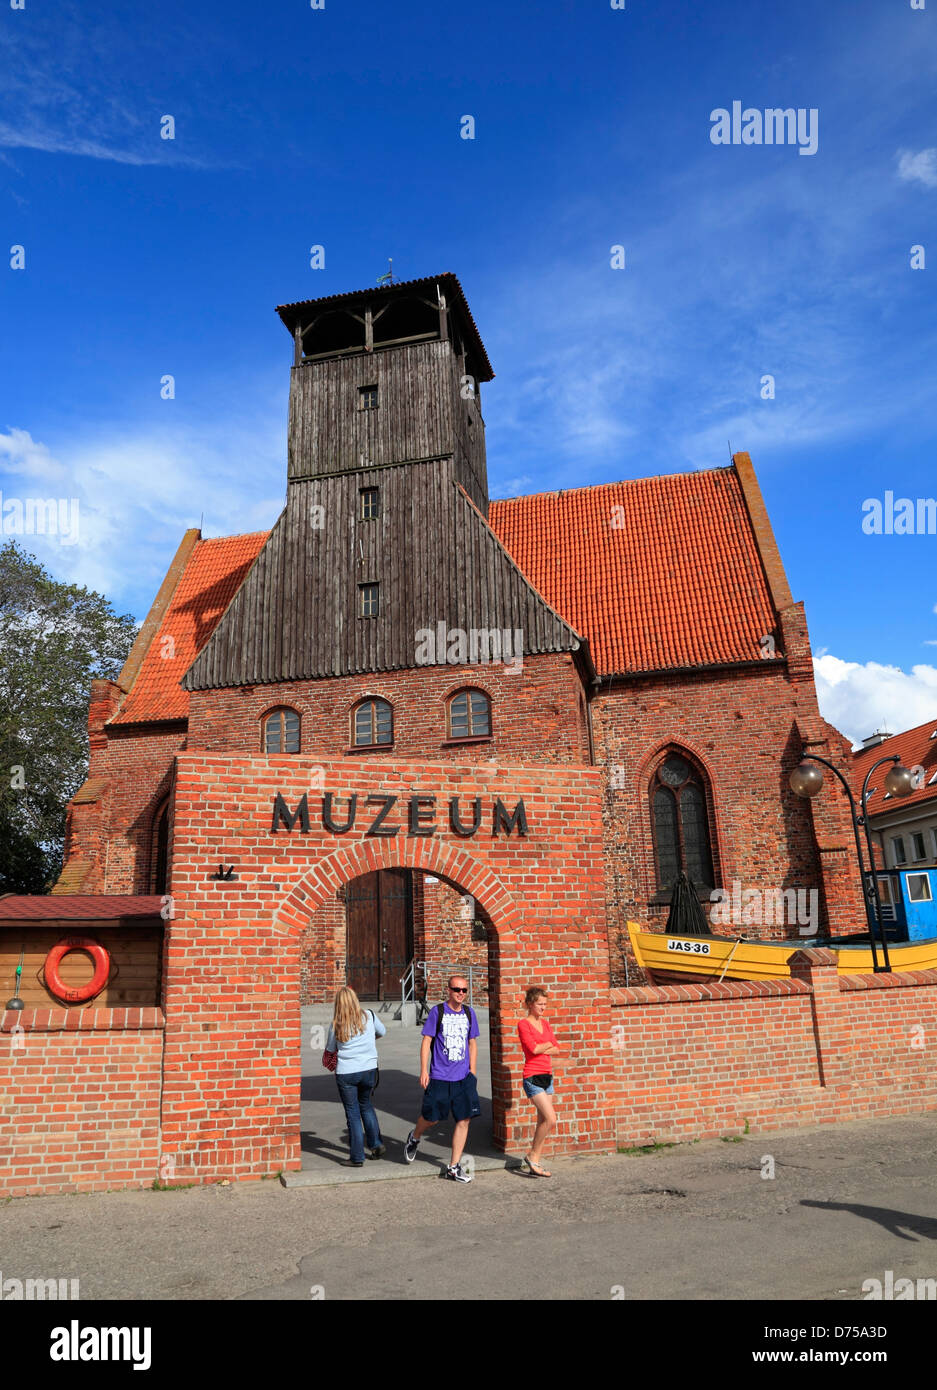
[788,751,915,972]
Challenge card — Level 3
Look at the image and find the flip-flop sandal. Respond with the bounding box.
[524,1154,552,1177]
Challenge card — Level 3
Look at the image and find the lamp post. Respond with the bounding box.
[788,752,915,973]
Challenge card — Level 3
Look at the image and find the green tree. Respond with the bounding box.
[0,541,137,893]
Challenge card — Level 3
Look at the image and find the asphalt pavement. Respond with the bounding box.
[2,1112,936,1301]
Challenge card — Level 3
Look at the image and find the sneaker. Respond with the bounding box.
[445,1163,473,1183]
[404,1130,420,1163]
[368,1145,386,1160]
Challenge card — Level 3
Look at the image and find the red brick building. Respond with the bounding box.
[5,273,902,1198]
[57,274,862,985]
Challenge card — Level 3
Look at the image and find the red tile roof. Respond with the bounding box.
[0,895,165,922]
[112,532,267,724]
[853,718,937,816]
[114,465,779,722]
[487,468,777,675]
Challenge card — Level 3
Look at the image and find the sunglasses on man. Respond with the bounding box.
[449,985,468,994]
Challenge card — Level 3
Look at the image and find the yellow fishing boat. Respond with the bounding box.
[626,920,937,984]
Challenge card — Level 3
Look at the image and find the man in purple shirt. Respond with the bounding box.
[404,974,480,1182]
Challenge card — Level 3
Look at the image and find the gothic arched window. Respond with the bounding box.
[651,752,715,893]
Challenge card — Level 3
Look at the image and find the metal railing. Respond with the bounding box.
[399,959,477,1020]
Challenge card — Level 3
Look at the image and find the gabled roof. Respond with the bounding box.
[853,718,937,816]
[113,461,785,721]
[111,532,267,724]
[488,467,777,675]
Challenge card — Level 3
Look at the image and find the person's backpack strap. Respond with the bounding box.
[435,1002,473,1036]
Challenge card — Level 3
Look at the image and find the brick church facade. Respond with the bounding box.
[13,273,934,1198]
[57,272,862,1000]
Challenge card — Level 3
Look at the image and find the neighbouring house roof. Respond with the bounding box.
[0,895,165,923]
[853,718,937,817]
[113,461,784,721]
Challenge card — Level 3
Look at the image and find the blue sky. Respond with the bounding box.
[1,0,935,744]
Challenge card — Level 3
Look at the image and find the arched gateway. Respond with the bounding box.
[158,753,614,1181]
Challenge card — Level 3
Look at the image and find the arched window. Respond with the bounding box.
[353,697,393,747]
[264,707,300,754]
[651,752,715,893]
[447,689,491,740]
[151,797,171,895]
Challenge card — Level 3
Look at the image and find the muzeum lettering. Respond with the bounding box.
[271,791,529,839]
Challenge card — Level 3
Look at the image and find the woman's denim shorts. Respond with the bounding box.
[522,1075,554,1098]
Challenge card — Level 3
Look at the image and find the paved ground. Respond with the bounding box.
[2,1113,936,1301]
[296,1003,510,1183]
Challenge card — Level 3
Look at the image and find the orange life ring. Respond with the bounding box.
[44,936,110,1004]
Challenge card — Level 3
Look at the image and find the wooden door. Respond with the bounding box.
[378,869,412,998]
[345,870,413,1000]
[346,872,380,997]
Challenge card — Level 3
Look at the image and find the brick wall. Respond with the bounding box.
[186,653,590,765]
[0,1008,164,1198]
[593,650,865,985]
[609,952,937,1146]
[60,696,185,896]
[299,892,345,1003]
[421,876,490,1002]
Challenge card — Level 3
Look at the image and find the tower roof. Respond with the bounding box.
[275,272,494,382]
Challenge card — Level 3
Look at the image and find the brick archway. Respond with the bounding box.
[273,836,522,945]
[274,838,524,1154]
[160,752,613,1183]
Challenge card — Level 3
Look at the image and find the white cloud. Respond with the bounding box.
[896,148,937,189]
[0,418,283,614]
[814,653,937,747]
[0,122,209,168]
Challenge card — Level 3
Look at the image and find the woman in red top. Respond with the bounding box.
[518,985,562,1177]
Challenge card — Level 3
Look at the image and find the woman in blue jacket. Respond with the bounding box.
[326,986,387,1166]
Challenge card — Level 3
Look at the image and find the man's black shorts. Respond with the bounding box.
[421,1074,481,1122]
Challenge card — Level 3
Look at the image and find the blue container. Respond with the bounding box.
[877,867,937,942]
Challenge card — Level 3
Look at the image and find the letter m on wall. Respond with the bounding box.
[492,798,528,837]
[271,793,310,833]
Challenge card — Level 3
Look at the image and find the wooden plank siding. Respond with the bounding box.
[183,311,588,690]
[183,465,585,689]
[288,341,456,482]
[0,926,163,1008]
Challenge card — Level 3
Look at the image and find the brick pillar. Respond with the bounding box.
[789,947,850,1087]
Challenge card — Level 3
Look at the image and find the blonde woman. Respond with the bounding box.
[325,986,387,1167]
[517,985,562,1177]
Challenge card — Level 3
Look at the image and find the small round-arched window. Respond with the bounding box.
[353,697,393,747]
[448,689,491,740]
[651,753,715,892]
[264,708,300,754]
